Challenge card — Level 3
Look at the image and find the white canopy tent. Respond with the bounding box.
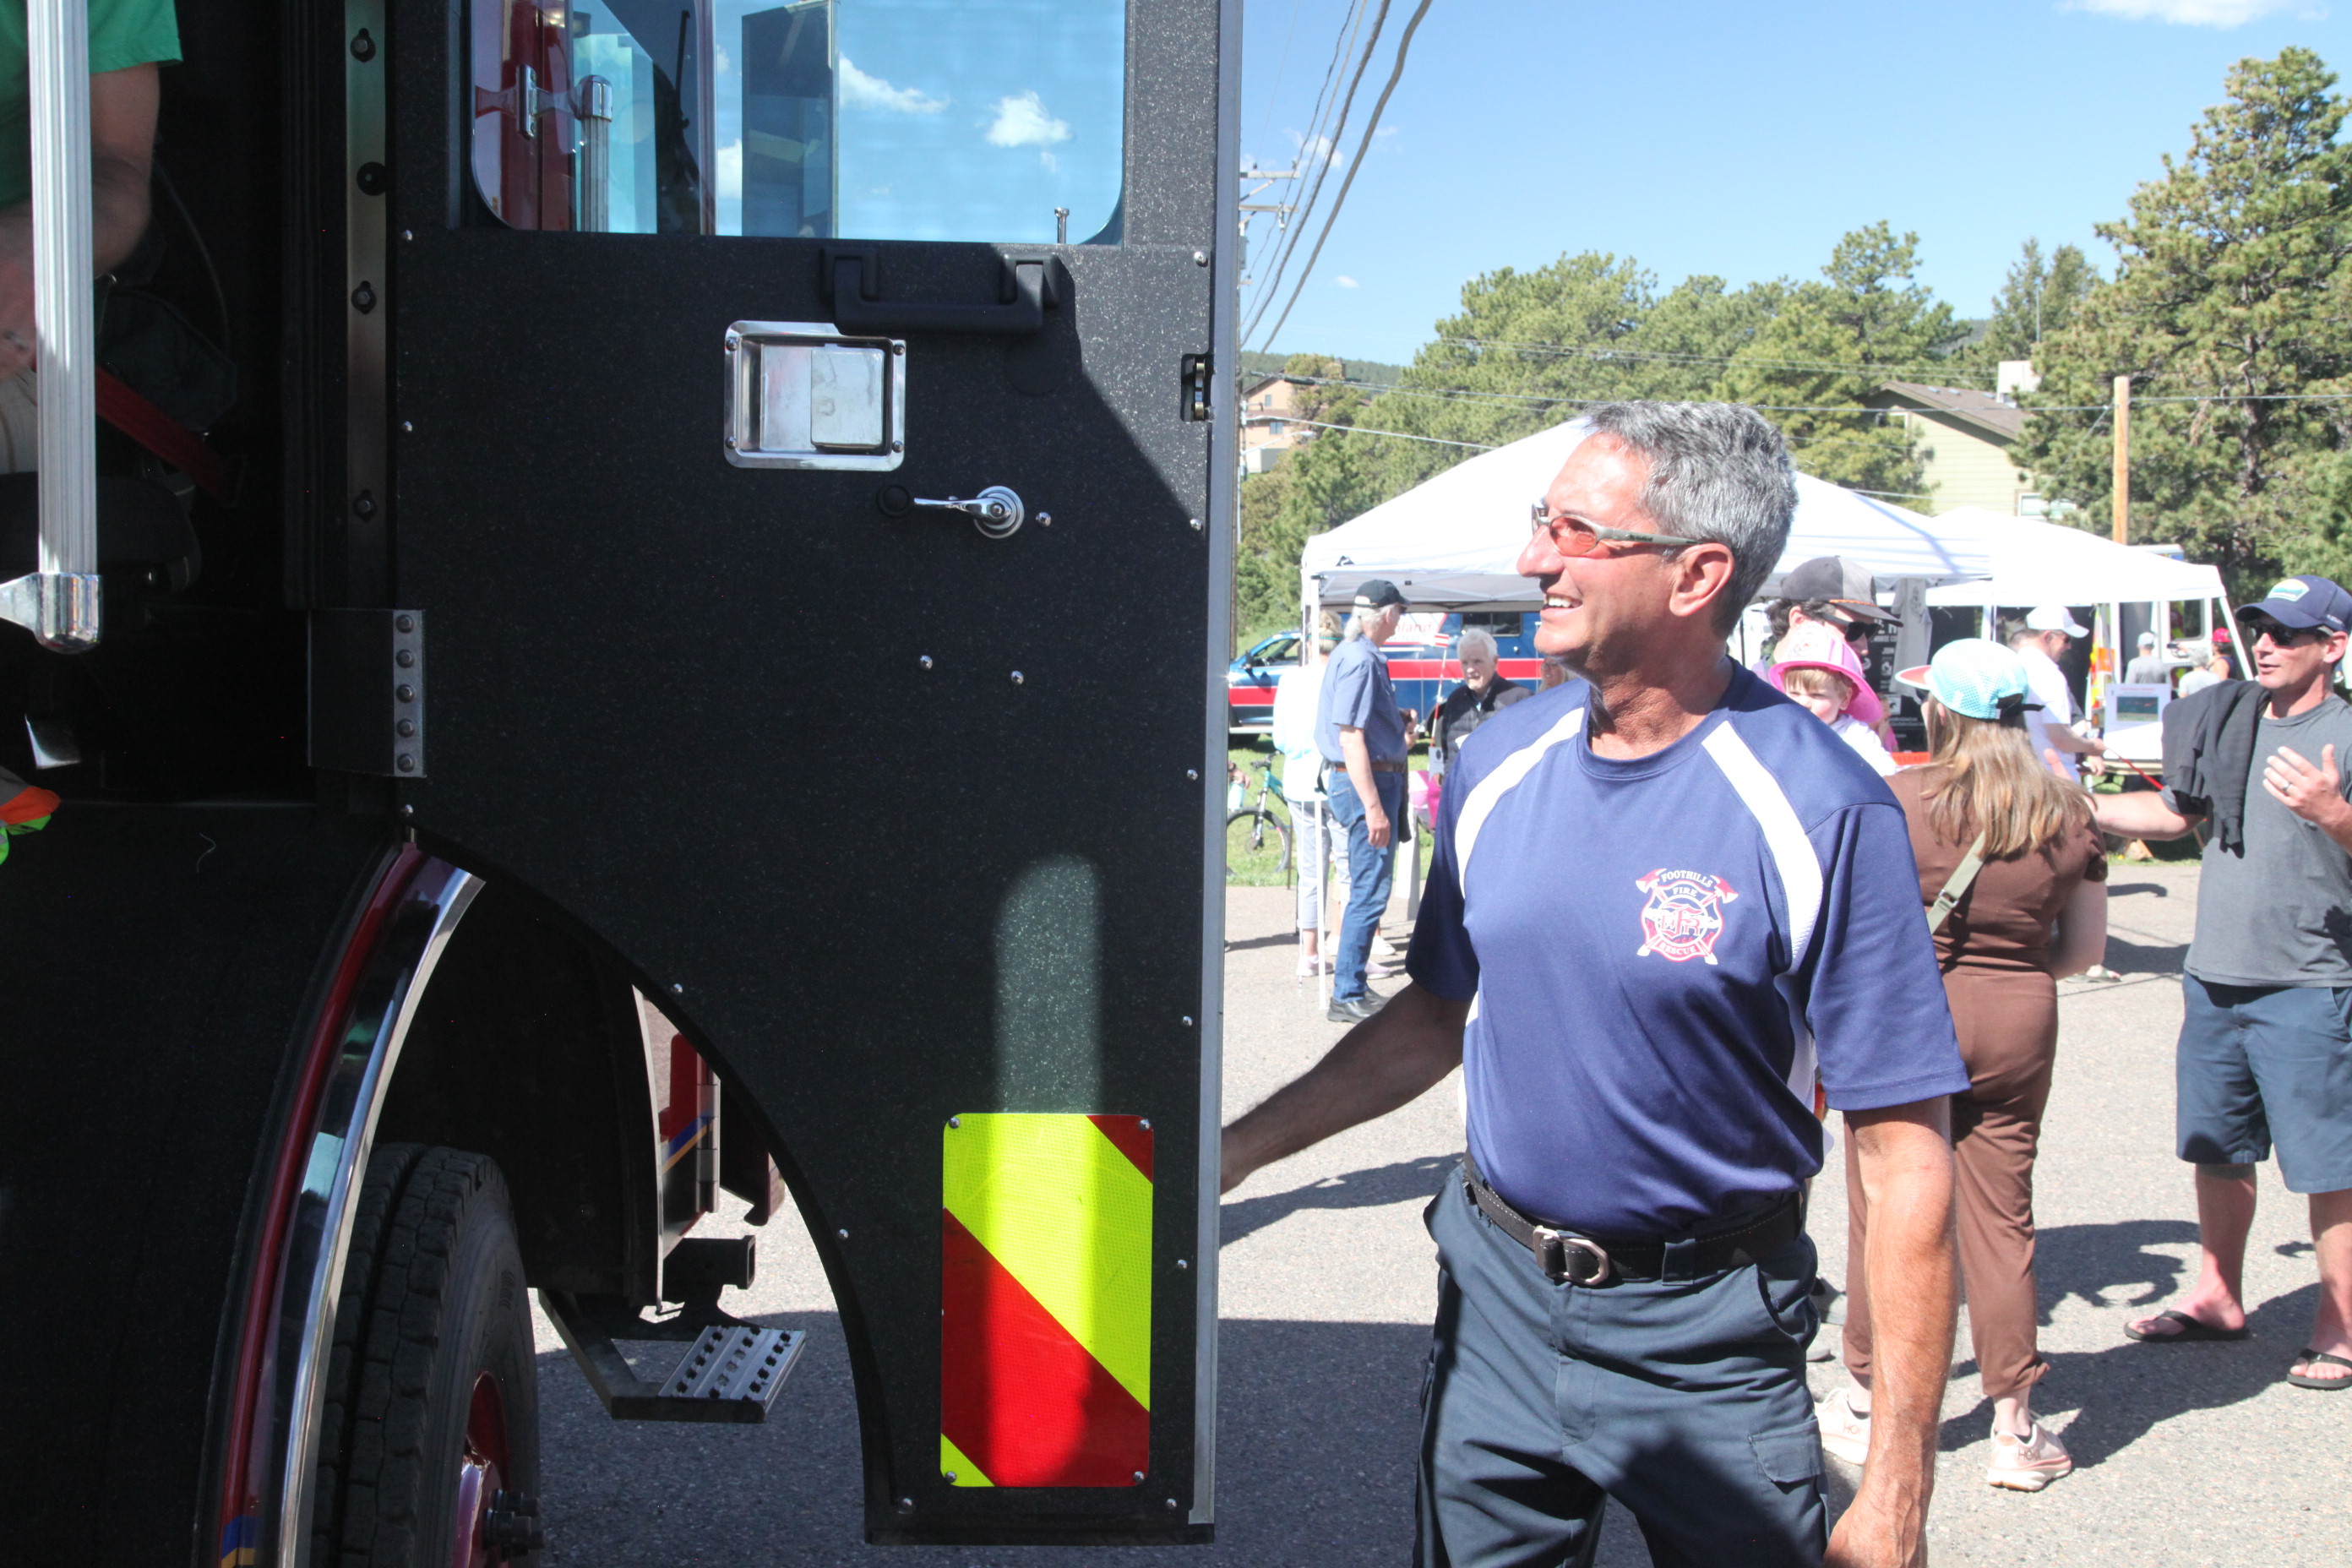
[1298,419,1991,612]
[1920,507,2229,609]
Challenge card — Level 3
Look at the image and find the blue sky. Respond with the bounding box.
[1242,0,2350,362]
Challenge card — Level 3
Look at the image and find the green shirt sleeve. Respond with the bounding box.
[89,0,181,76]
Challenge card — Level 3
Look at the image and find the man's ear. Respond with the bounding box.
[1668,543,1739,624]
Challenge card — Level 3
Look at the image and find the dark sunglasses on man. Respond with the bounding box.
[2244,616,2325,649]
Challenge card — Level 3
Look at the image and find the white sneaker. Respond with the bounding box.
[1296,951,1322,977]
[1985,1421,2072,1492]
[1816,1390,1870,1466]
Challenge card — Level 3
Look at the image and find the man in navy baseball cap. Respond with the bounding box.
[2238,574,2352,636]
[2097,571,2352,1390]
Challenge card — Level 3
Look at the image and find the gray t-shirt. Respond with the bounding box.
[2188,694,2352,988]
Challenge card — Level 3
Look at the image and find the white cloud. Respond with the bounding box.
[2064,0,2318,24]
[987,90,1071,148]
[986,90,1070,170]
[716,138,742,200]
[840,57,948,113]
[1290,131,1339,173]
[1334,275,1361,289]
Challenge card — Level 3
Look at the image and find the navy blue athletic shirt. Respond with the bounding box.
[1407,666,1968,1238]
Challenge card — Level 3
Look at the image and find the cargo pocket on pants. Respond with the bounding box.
[1750,1424,1825,1489]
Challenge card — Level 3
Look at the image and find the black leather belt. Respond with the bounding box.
[1462,1154,1801,1288]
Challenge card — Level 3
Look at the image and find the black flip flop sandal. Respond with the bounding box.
[2124,1309,2251,1342]
[2287,1350,2352,1390]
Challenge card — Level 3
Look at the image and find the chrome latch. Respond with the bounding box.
[0,572,100,653]
[913,486,1025,539]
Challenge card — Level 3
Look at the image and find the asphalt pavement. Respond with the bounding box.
[528,863,2343,1565]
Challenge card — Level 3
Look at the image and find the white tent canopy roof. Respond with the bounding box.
[1296,421,2232,620]
[1298,420,1986,610]
[1919,507,2229,609]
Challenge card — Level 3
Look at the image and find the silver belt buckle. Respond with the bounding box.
[1532,1226,1613,1287]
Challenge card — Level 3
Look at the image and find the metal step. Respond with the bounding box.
[541,1290,807,1424]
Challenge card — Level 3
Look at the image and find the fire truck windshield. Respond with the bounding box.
[471,0,1126,244]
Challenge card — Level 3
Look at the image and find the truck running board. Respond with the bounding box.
[540,1289,806,1424]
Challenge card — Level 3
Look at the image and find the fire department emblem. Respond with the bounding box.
[1635,868,1739,965]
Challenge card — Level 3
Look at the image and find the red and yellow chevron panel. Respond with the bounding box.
[941,1113,1153,1487]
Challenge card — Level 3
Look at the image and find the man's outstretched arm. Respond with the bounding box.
[1827,1098,1957,1568]
[1222,982,1468,1193]
[2094,787,2198,841]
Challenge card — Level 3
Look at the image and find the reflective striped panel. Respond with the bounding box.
[940,1113,1152,1487]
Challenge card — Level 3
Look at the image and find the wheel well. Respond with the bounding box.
[375,881,661,1301]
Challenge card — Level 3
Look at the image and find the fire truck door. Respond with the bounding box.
[376,0,1231,1544]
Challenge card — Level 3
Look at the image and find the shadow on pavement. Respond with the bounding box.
[1939,1284,2319,1468]
[2034,1217,2197,1319]
[534,1312,1451,1565]
[1223,930,1300,953]
[2101,935,2189,976]
[1919,1217,2316,1469]
[1222,1156,1461,1247]
[2104,881,2172,899]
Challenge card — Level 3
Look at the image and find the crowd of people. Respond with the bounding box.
[1227,400,2352,1567]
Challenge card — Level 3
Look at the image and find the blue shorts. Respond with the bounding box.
[2176,976,2352,1194]
[1415,1174,1825,1568]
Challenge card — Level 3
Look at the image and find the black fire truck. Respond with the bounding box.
[0,1,1233,1562]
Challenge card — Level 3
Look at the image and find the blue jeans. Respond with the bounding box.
[1324,768,1404,1002]
[1417,1174,1826,1568]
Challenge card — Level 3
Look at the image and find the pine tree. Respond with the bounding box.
[2013,48,2352,590]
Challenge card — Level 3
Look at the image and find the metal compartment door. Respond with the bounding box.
[372,0,1233,1544]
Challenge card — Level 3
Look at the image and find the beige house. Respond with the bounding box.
[1239,369,1332,475]
[1865,370,2038,514]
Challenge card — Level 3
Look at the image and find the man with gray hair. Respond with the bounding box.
[1431,624,1530,774]
[1224,404,1967,1566]
[1315,578,1413,1023]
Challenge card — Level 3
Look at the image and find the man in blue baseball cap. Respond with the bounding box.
[2095,573,2352,1390]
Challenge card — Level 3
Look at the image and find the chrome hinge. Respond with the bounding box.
[1180,353,1212,422]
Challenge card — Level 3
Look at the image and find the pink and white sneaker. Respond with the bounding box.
[1985,1421,2072,1492]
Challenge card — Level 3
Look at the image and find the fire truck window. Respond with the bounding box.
[469,1,1125,244]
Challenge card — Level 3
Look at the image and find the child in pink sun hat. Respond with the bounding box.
[1768,623,1898,776]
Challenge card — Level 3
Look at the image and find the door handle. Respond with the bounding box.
[912,486,1028,539]
[822,249,1058,337]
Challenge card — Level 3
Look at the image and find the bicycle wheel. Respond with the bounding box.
[1224,809,1293,885]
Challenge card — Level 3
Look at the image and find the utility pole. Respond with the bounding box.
[2112,374,2131,545]
[1236,164,1298,288]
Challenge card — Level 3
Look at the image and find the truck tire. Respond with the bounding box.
[313,1144,543,1566]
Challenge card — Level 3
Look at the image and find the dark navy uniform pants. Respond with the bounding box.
[1416,1173,1827,1568]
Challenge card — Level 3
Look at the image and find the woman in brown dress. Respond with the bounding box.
[1817,639,2109,1493]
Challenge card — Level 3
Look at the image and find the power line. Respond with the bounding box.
[1244,414,1494,449]
[1243,0,1389,344]
[1268,371,2352,416]
[1247,0,1308,158]
[1240,0,1376,335]
[1255,0,1438,351]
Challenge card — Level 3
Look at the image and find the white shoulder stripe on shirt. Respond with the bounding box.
[1700,723,1824,970]
[1455,706,1585,894]
[1702,722,1827,1110]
